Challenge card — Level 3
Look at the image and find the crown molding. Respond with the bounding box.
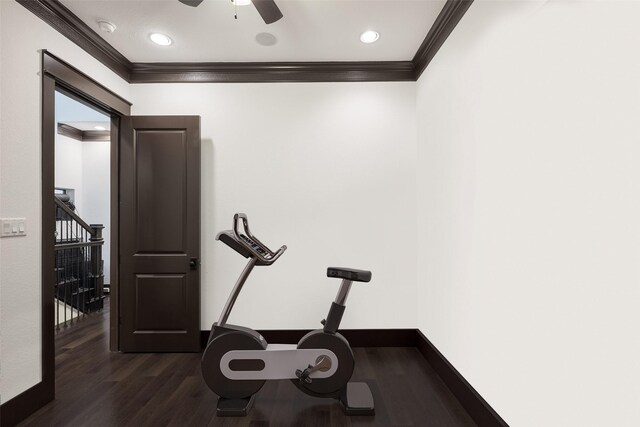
[82,129,111,141]
[57,122,82,140]
[17,0,473,83]
[57,123,110,141]
[413,0,474,79]
[129,61,416,83]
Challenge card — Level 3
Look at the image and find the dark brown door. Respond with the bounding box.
[119,116,201,352]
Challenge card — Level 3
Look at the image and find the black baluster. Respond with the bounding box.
[63,248,68,327]
[82,232,87,318]
[55,248,60,332]
[82,239,85,318]
[72,245,76,324]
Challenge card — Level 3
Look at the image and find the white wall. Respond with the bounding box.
[55,133,84,212]
[131,82,417,330]
[416,1,640,426]
[81,141,111,284]
[0,0,129,402]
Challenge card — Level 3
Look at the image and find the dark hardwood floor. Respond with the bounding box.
[20,298,476,426]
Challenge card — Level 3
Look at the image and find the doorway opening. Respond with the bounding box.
[53,90,111,329]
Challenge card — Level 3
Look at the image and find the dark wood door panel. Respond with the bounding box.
[135,130,187,253]
[134,274,188,331]
[120,116,200,352]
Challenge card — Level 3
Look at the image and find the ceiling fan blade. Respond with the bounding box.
[178,0,204,7]
[252,0,283,24]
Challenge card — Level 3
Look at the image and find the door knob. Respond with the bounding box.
[190,257,199,270]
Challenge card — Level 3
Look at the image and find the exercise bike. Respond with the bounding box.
[201,213,374,417]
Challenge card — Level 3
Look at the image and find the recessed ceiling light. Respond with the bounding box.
[150,33,173,46]
[360,30,379,44]
[232,0,251,5]
[94,125,106,131]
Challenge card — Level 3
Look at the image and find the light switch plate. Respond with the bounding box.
[0,218,27,237]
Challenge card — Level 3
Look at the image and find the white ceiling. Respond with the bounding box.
[60,0,446,62]
[55,91,110,122]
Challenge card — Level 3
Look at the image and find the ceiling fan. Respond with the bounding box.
[178,0,283,24]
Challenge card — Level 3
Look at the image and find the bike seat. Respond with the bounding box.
[327,267,372,283]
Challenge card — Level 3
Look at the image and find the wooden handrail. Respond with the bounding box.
[54,196,94,234]
[54,241,104,250]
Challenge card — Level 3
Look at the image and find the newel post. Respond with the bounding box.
[90,224,105,309]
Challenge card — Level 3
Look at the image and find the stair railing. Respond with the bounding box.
[54,196,105,330]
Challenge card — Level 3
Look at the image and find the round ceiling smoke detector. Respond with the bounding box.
[97,20,117,33]
[255,32,277,47]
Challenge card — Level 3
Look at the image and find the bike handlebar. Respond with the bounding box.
[231,213,287,265]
